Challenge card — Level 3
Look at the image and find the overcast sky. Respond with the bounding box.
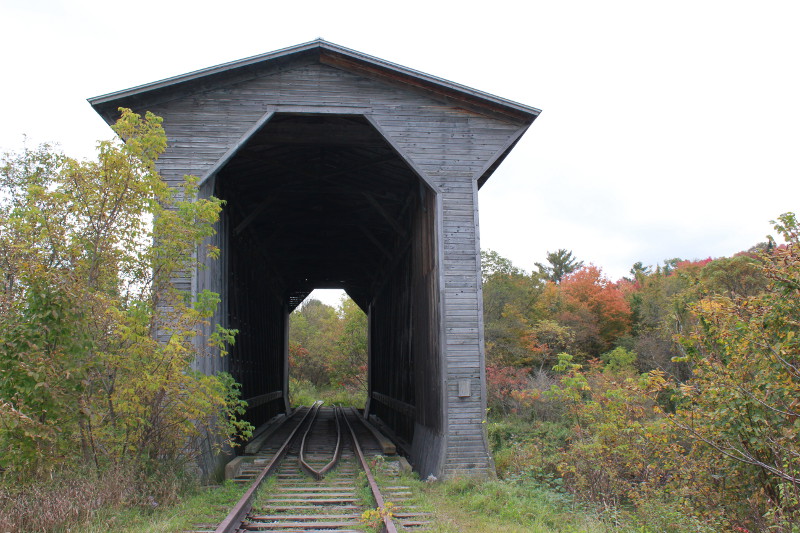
[3,0,798,307]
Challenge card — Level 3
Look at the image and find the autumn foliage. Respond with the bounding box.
[482,225,799,531]
[288,297,368,401]
[559,265,631,354]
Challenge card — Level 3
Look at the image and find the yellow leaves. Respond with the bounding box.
[510,388,541,405]
[205,244,220,260]
[644,368,667,392]
[0,110,242,476]
[360,503,396,528]
[678,382,698,398]
[696,298,725,314]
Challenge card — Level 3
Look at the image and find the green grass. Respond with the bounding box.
[80,481,247,533]
[366,455,600,533]
[423,477,605,533]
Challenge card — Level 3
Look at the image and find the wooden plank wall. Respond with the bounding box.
[408,186,444,476]
[369,257,415,445]
[369,183,441,470]
[128,57,528,478]
[193,176,228,374]
[225,208,286,429]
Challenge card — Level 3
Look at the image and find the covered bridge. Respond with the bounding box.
[89,40,540,479]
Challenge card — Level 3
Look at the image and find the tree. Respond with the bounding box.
[289,299,342,386]
[482,256,543,324]
[481,249,524,282]
[332,297,368,391]
[626,264,695,378]
[628,261,652,284]
[286,296,368,401]
[535,249,584,284]
[558,265,632,356]
[667,213,800,525]
[524,319,575,370]
[699,254,768,298]
[481,250,546,367]
[0,109,247,478]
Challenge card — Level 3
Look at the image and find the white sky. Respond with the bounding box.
[3,1,799,307]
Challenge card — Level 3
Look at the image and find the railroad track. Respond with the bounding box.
[191,403,430,532]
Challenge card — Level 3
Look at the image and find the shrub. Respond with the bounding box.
[0,110,248,480]
[486,363,529,415]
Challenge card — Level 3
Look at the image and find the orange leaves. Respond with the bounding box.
[558,265,632,354]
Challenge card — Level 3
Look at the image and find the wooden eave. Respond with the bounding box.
[87,39,541,125]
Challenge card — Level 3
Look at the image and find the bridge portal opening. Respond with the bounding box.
[214,113,442,453]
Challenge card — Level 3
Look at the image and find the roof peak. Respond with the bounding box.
[88,40,540,122]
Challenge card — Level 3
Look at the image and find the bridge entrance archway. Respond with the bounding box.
[216,113,442,456]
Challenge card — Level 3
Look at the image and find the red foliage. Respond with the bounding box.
[288,341,309,369]
[559,265,632,354]
[674,257,713,272]
[615,278,639,295]
[486,363,530,414]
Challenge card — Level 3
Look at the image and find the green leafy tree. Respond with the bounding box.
[332,297,368,391]
[481,250,545,366]
[625,264,696,378]
[698,254,768,298]
[535,249,584,284]
[628,261,652,284]
[0,109,247,478]
[289,299,342,386]
[601,346,637,373]
[481,249,524,282]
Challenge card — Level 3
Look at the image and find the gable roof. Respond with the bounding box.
[88,39,540,124]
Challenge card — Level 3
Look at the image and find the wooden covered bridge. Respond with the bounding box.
[89,40,540,479]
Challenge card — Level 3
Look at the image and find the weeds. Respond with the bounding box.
[289,379,366,408]
[0,462,194,532]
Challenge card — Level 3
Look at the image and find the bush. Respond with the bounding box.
[288,378,318,407]
[486,364,530,415]
[0,110,248,481]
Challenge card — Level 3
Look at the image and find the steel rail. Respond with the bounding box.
[296,400,321,478]
[214,401,322,533]
[342,406,398,533]
[317,405,344,477]
[299,404,344,480]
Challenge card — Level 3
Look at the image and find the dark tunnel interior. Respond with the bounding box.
[212,114,443,450]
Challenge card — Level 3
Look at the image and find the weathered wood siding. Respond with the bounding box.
[193,176,228,373]
[219,172,288,427]
[117,57,527,478]
[368,184,443,473]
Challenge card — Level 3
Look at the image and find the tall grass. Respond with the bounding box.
[0,463,193,532]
